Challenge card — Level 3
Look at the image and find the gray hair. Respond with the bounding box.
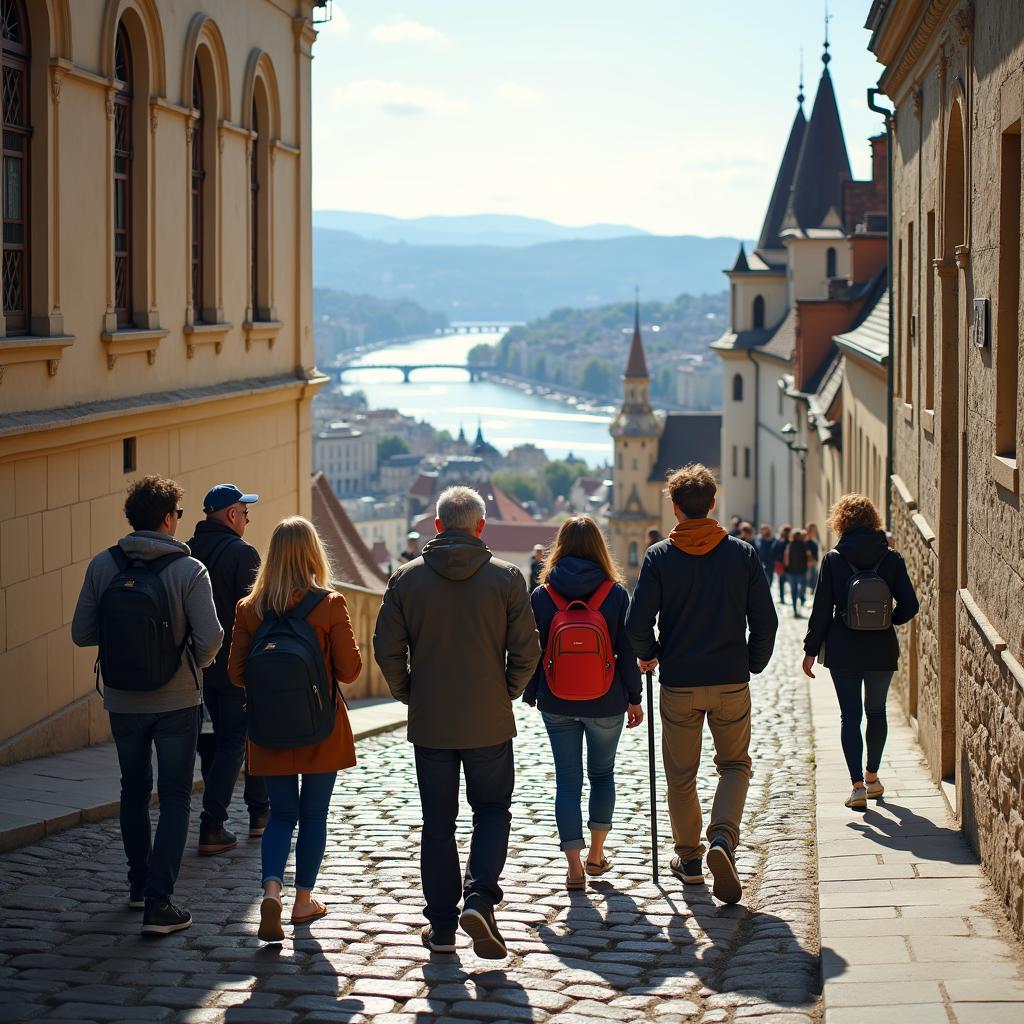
[436,486,486,532]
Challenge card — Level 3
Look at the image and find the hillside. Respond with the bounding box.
[313,229,746,321]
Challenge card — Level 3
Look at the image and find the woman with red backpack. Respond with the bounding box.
[523,515,644,890]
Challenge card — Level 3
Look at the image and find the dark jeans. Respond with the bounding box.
[262,772,337,891]
[199,685,268,825]
[414,741,514,932]
[776,570,788,602]
[831,670,894,783]
[109,705,200,902]
[788,571,806,611]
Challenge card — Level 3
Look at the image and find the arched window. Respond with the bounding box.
[191,63,205,322]
[113,25,133,327]
[826,247,837,278]
[629,542,639,567]
[732,373,743,402]
[250,97,259,316]
[2,0,30,334]
[752,294,765,330]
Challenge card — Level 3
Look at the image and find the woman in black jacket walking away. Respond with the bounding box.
[802,495,919,810]
[523,516,644,890]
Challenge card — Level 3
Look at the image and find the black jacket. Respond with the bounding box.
[755,535,776,574]
[186,520,261,686]
[803,528,919,671]
[523,557,643,717]
[625,536,779,686]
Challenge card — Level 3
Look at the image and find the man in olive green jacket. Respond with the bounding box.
[373,485,540,960]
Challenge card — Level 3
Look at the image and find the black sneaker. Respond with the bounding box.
[706,835,742,904]
[141,899,192,935]
[198,821,237,856]
[128,881,146,910]
[669,856,705,885]
[248,811,270,838]
[421,925,457,953]
[459,894,507,960]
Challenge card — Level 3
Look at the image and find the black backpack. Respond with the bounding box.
[244,590,335,749]
[841,554,893,631]
[97,547,191,691]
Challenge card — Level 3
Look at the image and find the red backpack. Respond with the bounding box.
[542,580,616,700]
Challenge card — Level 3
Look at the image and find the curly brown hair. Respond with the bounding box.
[827,493,882,536]
[124,475,184,531]
[665,463,718,518]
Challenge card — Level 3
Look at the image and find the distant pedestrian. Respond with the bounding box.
[804,522,820,590]
[784,529,809,616]
[228,516,363,942]
[399,531,421,563]
[626,464,778,904]
[646,528,662,546]
[529,543,546,591]
[773,525,792,604]
[756,524,776,581]
[187,483,269,856]
[739,522,754,544]
[373,486,540,958]
[802,495,919,811]
[523,515,643,891]
[72,475,223,935]
[728,515,742,537]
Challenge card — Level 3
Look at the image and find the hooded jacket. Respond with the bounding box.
[522,557,643,717]
[803,528,919,671]
[625,528,778,687]
[71,531,223,714]
[372,529,541,748]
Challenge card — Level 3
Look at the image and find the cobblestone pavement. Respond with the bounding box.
[0,616,819,1024]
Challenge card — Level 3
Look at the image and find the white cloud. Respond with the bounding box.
[331,80,467,117]
[497,82,544,107]
[370,20,449,46]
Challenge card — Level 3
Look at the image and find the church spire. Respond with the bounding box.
[625,288,648,379]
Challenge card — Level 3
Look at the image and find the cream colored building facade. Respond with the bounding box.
[0,0,327,763]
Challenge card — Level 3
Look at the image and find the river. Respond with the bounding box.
[335,330,615,465]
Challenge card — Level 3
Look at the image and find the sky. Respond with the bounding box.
[310,1,886,239]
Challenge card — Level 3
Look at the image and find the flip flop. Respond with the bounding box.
[258,896,284,943]
[566,872,587,891]
[585,858,612,877]
[290,899,328,926]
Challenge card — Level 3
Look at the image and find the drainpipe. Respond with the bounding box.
[868,86,895,529]
[746,349,760,524]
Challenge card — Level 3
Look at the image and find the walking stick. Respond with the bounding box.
[645,669,658,885]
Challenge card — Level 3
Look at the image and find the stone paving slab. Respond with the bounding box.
[0,699,407,854]
[808,645,1024,1023]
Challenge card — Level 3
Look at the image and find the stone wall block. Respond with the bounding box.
[61,560,88,626]
[46,629,74,717]
[46,451,79,510]
[0,463,13,521]
[14,457,47,517]
[1,515,29,586]
[42,507,72,575]
[6,570,62,649]
[78,445,111,502]
[26,513,42,578]
[0,636,48,739]
[70,501,91,563]
[89,492,125,554]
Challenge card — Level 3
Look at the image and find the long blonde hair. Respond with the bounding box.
[243,516,334,617]
[540,515,624,585]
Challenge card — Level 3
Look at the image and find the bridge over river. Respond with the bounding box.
[336,362,490,383]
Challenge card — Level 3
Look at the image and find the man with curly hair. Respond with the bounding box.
[73,475,223,936]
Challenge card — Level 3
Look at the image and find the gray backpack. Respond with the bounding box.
[841,554,893,631]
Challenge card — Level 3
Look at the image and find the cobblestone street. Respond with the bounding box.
[0,618,819,1024]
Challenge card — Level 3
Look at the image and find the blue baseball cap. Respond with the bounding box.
[203,483,260,514]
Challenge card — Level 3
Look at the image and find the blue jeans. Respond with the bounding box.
[831,670,894,783]
[542,712,624,851]
[807,565,819,592]
[199,685,268,826]
[109,705,200,902]
[788,572,806,612]
[261,772,337,892]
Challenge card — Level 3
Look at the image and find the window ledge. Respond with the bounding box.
[183,321,232,357]
[0,334,75,382]
[101,327,169,370]
[921,408,935,434]
[903,401,914,425]
[911,511,935,548]
[243,319,282,350]
[992,453,1019,493]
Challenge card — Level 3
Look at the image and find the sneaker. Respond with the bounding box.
[459,894,508,960]
[845,785,868,810]
[421,925,457,953]
[141,899,192,935]
[706,836,742,905]
[865,778,885,800]
[248,811,270,838]
[128,881,146,910]
[669,856,705,885]
[198,821,237,856]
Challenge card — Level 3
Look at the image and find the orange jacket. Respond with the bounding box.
[229,589,363,776]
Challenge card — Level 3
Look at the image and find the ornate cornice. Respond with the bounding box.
[955,4,974,45]
[879,0,960,99]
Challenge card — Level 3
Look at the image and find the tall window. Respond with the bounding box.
[732,373,743,402]
[250,98,259,318]
[191,64,204,323]
[113,25,133,327]
[826,247,837,278]
[925,210,936,411]
[731,445,738,477]
[752,294,765,329]
[996,126,1021,461]
[628,542,638,567]
[905,222,914,405]
[1,0,29,335]
[744,447,751,479]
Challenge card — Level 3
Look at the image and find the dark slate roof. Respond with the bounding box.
[835,280,889,365]
[783,65,851,233]
[731,243,750,272]
[757,308,797,362]
[648,413,722,482]
[625,300,648,378]
[710,327,775,352]
[756,105,807,257]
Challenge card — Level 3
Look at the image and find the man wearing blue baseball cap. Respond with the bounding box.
[188,483,268,855]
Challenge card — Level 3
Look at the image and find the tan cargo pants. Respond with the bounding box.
[659,683,752,861]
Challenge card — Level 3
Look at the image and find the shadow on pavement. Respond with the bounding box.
[846,799,975,863]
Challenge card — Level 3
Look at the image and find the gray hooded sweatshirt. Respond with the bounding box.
[71,531,223,715]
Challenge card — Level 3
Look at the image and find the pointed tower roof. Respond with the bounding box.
[731,242,751,273]
[625,292,648,379]
[474,420,485,445]
[783,46,851,234]
[755,104,807,258]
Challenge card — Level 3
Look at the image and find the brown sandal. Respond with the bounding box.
[258,896,284,942]
[290,898,328,925]
[585,857,612,877]
[566,872,587,891]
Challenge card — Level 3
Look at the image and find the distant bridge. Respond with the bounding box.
[442,321,524,335]
[337,362,490,383]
